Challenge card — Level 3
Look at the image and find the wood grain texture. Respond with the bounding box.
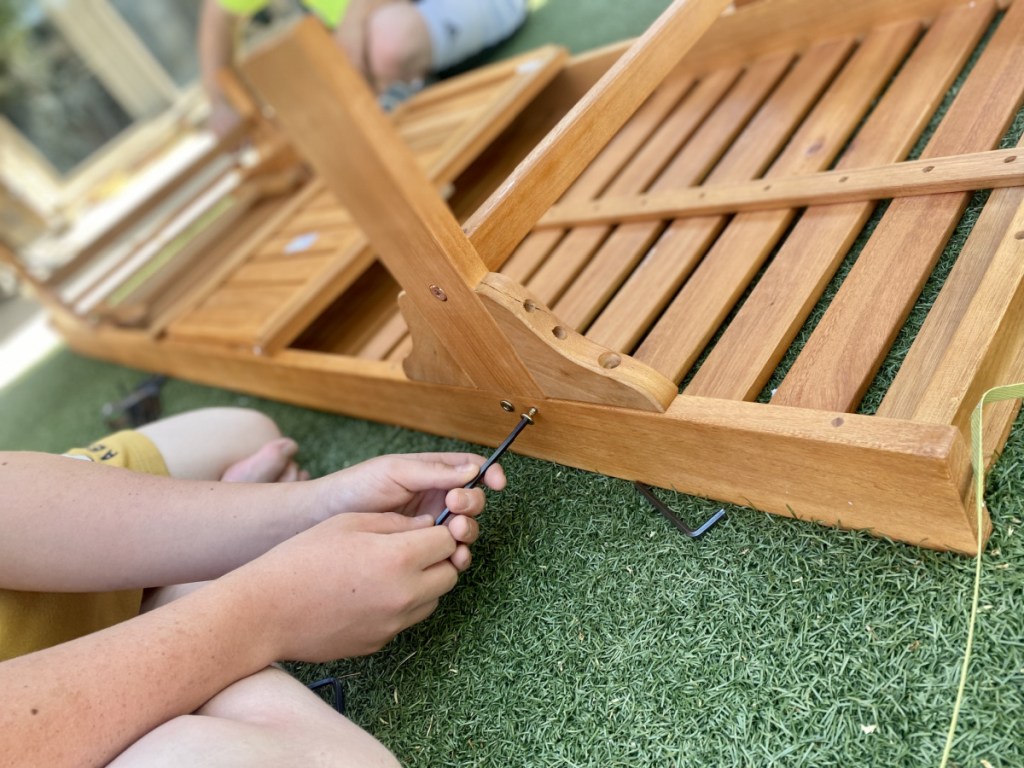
[163,179,324,341]
[904,197,1024,439]
[773,0,1024,412]
[525,66,742,309]
[464,0,733,269]
[540,148,1024,228]
[687,1,994,401]
[477,273,677,412]
[878,183,1024,463]
[500,64,698,285]
[242,19,543,398]
[677,0,978,74]
[586,39,853,353]
[56,317,986,555]
[549,58,789,330]
[636,22,919,383]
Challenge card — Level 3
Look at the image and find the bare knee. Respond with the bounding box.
[366,4,432,88]
[111,689,400,767]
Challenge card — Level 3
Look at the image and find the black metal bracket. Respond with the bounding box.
[634,482,725,539]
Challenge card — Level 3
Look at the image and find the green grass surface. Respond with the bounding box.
[3,2,1024,765]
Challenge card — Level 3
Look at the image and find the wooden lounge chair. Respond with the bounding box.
[49,0,1024,554]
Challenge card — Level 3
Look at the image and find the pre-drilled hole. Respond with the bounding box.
[922,165,934,173]
[1005,155,1017,163]
[599,352,621,369]
[523,300,536,313]
[552,326,568,340]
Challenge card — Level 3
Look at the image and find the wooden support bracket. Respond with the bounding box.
[476,273,677,412]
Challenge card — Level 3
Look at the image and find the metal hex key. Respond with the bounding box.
[434,408,537,526]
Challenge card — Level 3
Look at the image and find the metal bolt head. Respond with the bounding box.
[429,284,448,301]
[500,400,515,412]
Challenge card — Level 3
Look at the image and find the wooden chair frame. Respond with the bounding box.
[51,0,1024,554]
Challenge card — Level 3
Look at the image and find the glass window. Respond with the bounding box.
[108,0,203,87]
[0,3,131,174]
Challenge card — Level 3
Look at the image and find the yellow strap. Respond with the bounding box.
[938,382,1024,767]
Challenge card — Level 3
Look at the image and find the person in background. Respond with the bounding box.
[199,0,529,134]
[0,406,505,766]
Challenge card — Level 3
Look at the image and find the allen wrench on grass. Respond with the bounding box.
[634,482,725,539]
[435,407,538,526]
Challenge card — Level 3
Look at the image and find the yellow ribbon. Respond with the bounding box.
[938,382,1024,767]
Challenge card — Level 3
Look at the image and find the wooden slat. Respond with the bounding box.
[501,65,698,284]
[357,311,409,361]
[677,0,979,74]
[420,46,570,184]
[286,206,354,232]
[243,18,543,397]
[879,182,1024,423]
[636,21,921,383]
[552,53,793,330]
[525,66,742,308]
[464,0,733,270]
[256,229,356,261]
[877,182,1024,463]
[883,190,1024,447]
[687,1,994,401]
[586,39,853,353]
[289,264,401,356]
[161,179,324,339]
[227,253,337,285]
[143,193,300,336]
[773,0,1024,412]
[539,147,1024,227]
[251,245,376,353]
[169,285,297,344]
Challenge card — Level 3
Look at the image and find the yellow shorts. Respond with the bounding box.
[0,431,169,662]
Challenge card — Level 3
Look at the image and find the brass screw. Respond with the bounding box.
[429,284,448,301]
[500,400,515,412]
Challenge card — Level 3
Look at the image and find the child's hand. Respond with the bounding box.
[227,511,460,662]
[317,454,507,571]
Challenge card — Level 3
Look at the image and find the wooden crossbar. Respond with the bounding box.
[537,148,1024,228]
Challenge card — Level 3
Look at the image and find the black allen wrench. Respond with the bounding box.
[434,407,537,526]
[634,482,725,539]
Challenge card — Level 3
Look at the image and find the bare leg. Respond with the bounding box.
[124,412,397,765]
[137,407,301,482]
[139,409,308,613]
[108,667,399,767]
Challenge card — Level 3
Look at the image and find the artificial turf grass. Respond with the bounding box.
[4,1,1024,765]
[296,445,1024,767]
[4,348,1021,766]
